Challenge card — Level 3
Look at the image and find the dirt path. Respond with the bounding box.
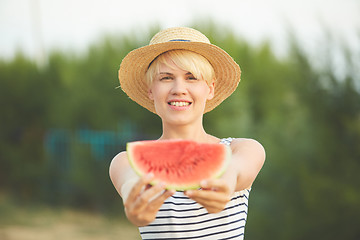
[0,206,140,240]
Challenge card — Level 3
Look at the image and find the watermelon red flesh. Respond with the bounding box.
[127,139,231,190]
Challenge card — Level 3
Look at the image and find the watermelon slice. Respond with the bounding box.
[127,139,231,190]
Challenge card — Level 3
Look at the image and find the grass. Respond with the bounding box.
[0,194,140,240]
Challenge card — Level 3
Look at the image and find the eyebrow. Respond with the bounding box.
[158,72,193,75]
[158,72,173,75]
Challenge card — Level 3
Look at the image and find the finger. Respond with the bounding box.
[200,179,230,193]
[149,189,175,211]
[125,173,154,207]
[186,190,229,213]
[126,187,174,226]
[127,184,164,214]
[187,192,228,213]
[131,182,169,212]
[139,182,168,204]
[185,189,230,203]
[204,205,224,214]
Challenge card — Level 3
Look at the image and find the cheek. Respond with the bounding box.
[149,85,167,103]
[152,88,163,99]
[148,83,160,99]
[197,85,213,101]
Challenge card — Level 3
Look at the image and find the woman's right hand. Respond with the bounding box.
[124,173,175,226]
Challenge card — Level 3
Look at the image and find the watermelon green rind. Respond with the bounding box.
[126,140,232,191]
[212,144,232,179]
[126,141,146,178]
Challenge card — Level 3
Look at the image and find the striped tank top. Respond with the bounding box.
[139,138,251,240]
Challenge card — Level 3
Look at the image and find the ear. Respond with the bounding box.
[207,81,215,100]
[148,88,154,100]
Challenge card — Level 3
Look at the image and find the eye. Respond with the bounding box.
[160,76,173,81]
[186,74,198,81]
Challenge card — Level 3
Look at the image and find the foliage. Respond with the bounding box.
[0,24,359,239]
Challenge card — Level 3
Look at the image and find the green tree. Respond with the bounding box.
[0,23,359,240]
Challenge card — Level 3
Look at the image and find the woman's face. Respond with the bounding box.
[148,61,214,126]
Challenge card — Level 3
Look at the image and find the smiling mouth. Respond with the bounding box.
[168,101,191,107]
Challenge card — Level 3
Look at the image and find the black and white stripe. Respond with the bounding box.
[138,138,250,240]
[139,189,250,239]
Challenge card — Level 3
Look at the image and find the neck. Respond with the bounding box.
[159,121,218,143]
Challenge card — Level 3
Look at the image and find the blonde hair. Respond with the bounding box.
[145,50,215,87]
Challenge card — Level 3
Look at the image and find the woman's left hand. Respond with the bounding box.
[184,179,232,213]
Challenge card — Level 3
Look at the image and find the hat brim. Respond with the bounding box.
[118,41,241,114]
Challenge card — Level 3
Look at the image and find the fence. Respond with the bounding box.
[44,121,138,169]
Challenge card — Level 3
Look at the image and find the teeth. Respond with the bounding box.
[169,101,190,107]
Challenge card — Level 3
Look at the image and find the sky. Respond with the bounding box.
[0,0,359,63]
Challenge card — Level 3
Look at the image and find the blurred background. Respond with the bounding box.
[1,0,359,239]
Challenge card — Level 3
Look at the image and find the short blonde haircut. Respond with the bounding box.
[145,50,215,87]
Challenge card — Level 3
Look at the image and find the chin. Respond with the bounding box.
[155,106,205,125]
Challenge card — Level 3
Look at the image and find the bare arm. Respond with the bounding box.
[109,151,174,226]
[109,151,138,201]
[185,138,265,212]
[230,138,266,191]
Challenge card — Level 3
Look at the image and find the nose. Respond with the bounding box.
[171,78,187,95]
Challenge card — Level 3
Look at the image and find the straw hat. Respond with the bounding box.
[118,27,241,114]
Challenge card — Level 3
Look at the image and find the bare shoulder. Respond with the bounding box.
[109,151,137,195]
[230,138,266,166]
[231,138,265,154]
[109,151,129,174]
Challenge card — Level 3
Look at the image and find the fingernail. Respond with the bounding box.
[167,190,175,195]
[200,180,208,187]
[186,190,193,196]
[146,173,154,179]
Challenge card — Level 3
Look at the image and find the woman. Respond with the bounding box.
[110,27,265,239]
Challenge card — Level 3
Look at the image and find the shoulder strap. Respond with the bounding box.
[219,137,234,146]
